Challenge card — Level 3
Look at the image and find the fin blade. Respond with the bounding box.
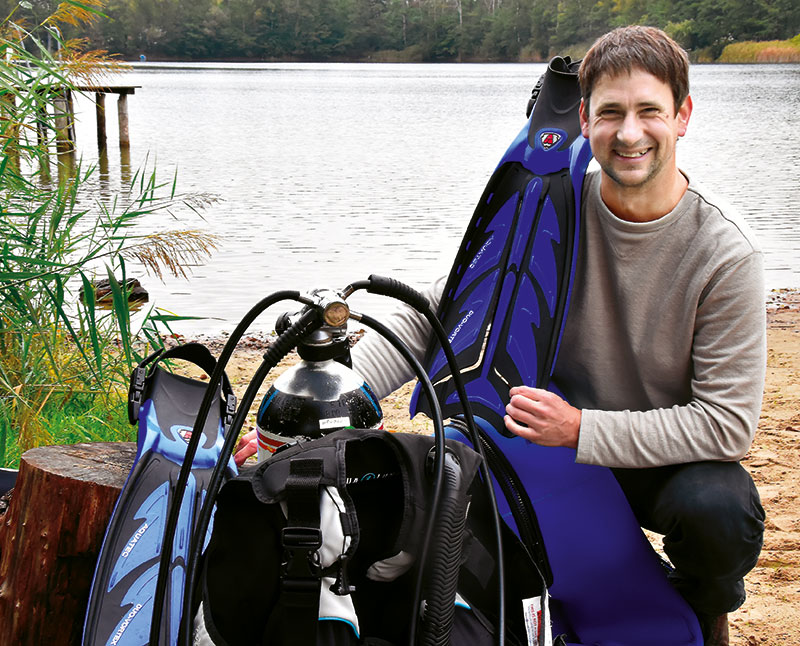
[83,365,235,646]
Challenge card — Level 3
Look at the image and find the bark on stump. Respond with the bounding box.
[0,442,136,645]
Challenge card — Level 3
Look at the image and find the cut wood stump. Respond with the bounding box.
[0,442,136,645]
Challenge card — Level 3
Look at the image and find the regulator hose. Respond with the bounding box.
[351,312,449,646]
[147,289,309,646]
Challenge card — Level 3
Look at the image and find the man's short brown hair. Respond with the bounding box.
[579,26,690,114]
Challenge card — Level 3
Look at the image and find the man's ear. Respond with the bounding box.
[677,95,693,137]
[579,98,590,138]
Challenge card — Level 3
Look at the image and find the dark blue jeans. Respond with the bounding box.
[612,461,765,616]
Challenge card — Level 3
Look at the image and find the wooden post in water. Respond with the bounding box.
[117,93,130,147]
[95,92,107,150]
[36,101,48,149]
[0,93,20,171]
[53,89,75,154]
[66,89,76,145]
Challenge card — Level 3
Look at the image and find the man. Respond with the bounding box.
[237,26,765,646]
[500,26,766,645]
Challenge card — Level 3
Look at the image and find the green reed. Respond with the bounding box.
[0,3,216,467]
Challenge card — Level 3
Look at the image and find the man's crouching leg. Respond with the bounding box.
[613,461,765,644]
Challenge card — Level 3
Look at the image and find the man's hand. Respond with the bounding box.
[504,386,581,449]
[233,429,258,467]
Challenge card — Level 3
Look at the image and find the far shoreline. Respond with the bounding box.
[123,36,800,67]
[175,287,800,355]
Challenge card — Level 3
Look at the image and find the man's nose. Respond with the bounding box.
[616,112,644,146]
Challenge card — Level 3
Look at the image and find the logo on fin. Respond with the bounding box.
[172,424,195,443]
[539,132,562,150]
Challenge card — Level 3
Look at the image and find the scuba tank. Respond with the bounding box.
[255,299,383,460]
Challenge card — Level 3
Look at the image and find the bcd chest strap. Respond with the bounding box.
[278,458,325,645]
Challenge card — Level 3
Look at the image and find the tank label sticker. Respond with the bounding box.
[257,429,287,456]
[522,593,553,646]
[319,416,350,429]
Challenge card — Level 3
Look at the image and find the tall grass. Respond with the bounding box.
[718,35,800,63]
[0,2,217,467]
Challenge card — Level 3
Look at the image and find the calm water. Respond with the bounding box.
[67,62,800,335]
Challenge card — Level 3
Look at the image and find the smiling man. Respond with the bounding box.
[504,27,766,646]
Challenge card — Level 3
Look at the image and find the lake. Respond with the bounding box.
[67,62,800,335]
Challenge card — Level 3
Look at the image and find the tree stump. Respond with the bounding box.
[0,442,136,645]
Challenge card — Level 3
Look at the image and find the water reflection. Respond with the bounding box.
[120,145,131,186]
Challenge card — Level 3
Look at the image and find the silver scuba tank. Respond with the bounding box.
[255,310,383,461]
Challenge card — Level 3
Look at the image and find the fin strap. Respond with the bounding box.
[127,342,236,425]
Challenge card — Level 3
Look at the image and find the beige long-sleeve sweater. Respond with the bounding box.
[352,171,766,469]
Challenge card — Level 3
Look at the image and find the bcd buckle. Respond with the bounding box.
[281,526,322,580]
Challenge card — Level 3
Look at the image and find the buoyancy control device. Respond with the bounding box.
[142,275,554,646]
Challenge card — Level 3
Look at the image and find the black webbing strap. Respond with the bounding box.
[279,458,325,645]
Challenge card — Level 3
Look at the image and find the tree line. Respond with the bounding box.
[8,0,800,62]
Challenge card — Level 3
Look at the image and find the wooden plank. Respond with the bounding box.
[75,86,140,95]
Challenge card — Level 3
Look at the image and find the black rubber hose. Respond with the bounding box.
[178,307,322,646]
[421,450,469,646]
[148,289,301,646]
[352,312,446,646]
[363,274,507,645]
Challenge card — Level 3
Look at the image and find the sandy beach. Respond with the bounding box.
[194,290,800,644]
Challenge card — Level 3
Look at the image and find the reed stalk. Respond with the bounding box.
[0,2,217,466]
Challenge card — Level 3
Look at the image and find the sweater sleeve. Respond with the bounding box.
[350,276,446,399]
[576,251,766,468]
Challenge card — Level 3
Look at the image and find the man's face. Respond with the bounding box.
[579,69,691,192]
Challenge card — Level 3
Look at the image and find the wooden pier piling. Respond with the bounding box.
[117,92,130,147]
[53,89,75,154]
[78,85,138,149]
[95,91,106,149]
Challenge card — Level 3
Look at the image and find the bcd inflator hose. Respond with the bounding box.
[422,449,469,646]
[358,274,507,646]
[178,307,322,646]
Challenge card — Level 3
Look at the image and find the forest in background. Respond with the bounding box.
[6,0,800,63]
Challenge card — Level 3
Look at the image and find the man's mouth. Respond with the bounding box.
[615,149,650,158]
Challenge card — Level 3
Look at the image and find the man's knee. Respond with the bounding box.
[657,462,765,577]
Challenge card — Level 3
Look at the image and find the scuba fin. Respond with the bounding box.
[409,55,591,430]
[82,343,236,646]
[409,57,703,645]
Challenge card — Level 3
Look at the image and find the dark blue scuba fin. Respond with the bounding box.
[82,343,236,646]
[409,56,703,646]
[409,55,591,432]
